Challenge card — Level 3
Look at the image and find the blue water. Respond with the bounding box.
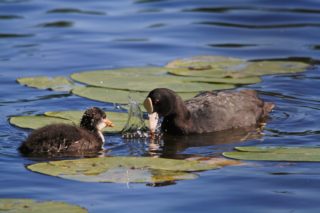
[1,0,320,212]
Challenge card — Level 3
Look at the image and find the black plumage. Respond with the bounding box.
[144,88,274,135]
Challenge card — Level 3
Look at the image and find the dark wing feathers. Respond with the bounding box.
[185,90,272,133]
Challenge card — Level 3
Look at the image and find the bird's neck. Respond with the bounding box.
[162,101,191,135]
[85,128,105,143]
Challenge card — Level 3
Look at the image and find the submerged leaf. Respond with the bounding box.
[0,199,87,213]
[17,76,74,91]
[27,156,220,183]
[223,146,320,162]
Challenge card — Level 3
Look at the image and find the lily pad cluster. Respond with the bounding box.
[10,110,128,133]
[27,156,239,184]
[0,199,87,213]
[16,56,309,104]
[223,146,320,162]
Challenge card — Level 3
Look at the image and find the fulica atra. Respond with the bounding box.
[143,88,274,135]
[19,107,114,156]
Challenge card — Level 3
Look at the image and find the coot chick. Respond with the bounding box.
[143,88,274,135]
[19,107,114,156]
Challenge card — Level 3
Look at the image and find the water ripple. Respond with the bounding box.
[197,21,320,29]
[46,8,106,16]
[37,21,74,28]
[0,33,33,38]
[209,43,257,48]
[184,7,320,14]
[0,14,23,19]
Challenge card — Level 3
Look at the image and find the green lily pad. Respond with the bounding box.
[70,67,235,92]
[240,60,310,76]
[166,55,244,70]
[17,76,75,91]
[72,86,198,104]
[44,110,83,123]
[186,76,262,85]
[27,156,221,183]
[166,56,309,78]
[0,199,87,213]
[86,67,168,76]
[10,116,74,130]
[72,86,148,104]
[223,146,320,162]
[10,110,129,133]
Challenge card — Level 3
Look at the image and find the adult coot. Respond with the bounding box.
[19,107,114,156]
[143,88,274,135]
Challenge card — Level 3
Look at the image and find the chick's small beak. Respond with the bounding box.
[104,118,114,127]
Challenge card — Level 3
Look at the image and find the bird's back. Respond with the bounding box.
[19,123,102,156]
[185,90,274,133]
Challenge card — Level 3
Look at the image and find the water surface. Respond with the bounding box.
[1,0,320,212]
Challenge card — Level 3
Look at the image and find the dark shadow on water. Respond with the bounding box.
[209,43,257,48]
[135,0,167,4]
[249,56,320,65]
[1,93,71,105]
[0,15,23,19]
[196,21,320,29]
[0,0,29,3]
[37,21,74,28]
[0,33,33,38]
[184,7,320,15]
[46,8,106,16]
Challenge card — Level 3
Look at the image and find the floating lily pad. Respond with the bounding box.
[27,157,221,183]
[70,67,235,92]
[44,110,83,123]
[10,116,73,130]
[10,110,129,133]
[240,60,310,76]
[15,56,309,105]
[17,76,75,91]
[223,146,320,162]
[166,56,309,78]
[186,76,262,85]
[166,55,244,70]
[72,86,148,104]
[72,86,198,104]
[0,199,87,213]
